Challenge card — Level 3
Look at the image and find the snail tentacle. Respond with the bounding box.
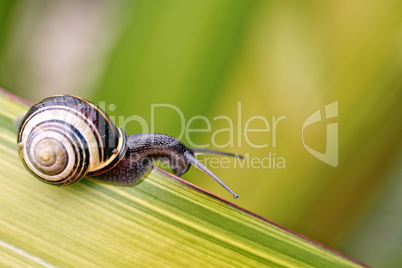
[191,147,244,159]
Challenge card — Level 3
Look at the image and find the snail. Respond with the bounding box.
[17,95,241,198]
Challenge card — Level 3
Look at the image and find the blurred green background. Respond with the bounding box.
[1,0,402,266]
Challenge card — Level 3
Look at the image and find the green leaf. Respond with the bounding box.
[0,89,367,267]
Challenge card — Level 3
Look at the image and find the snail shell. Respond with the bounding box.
[17,95,127,186]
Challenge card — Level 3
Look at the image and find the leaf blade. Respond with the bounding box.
[0,89,367,267]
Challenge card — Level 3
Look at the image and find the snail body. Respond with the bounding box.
[17,95,240,198]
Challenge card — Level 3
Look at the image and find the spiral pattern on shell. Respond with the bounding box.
[17,95,127,186]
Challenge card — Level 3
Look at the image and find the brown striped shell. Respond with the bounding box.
[17,95,127,186]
